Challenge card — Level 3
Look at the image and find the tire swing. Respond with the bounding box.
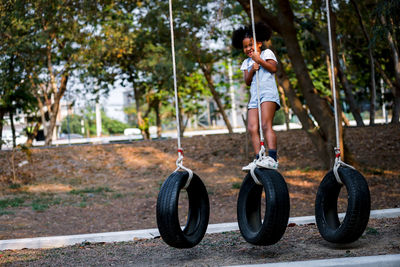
[237,0,290,246]
[156,0,209,249]
[314,0,371,244]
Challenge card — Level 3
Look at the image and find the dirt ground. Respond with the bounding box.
[0,124,399,265]
[1,217,399,266]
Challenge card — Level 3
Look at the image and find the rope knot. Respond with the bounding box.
[334,147,341,158]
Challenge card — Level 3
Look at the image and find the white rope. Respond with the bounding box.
[325,0,355,184]
[248,0,264,185]
[175,155,194,189]
[169,0,193,188]
[249,0,265,153]
[325,0,340,152]
[250,163,262,185]
[333,157,355,185]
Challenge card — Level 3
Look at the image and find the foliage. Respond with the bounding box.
[82,108,129,136]
[273,109,285,126]
[60,115,85,135]
[1,0,398,149]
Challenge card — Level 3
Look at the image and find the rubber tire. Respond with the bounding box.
[237,168,290,245]
[315,167,371,243]
[156,171,209,248]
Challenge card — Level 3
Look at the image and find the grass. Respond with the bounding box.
[31,196,62,212]
[232,182,241,189]
[111,193,124,199]
[366,227,379,235]
[0,197,26,209]
[0,210,14,216]
[8,183,22,189]
[0,194,63,213]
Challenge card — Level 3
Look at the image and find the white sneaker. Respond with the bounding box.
[256,156,278,170]
[242,160,257,172]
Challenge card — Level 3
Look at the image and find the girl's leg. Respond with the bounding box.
[260,101,277,153]
[247,108,261,155]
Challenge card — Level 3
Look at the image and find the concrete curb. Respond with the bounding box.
[227,254,400,267]
[0,208,399,250]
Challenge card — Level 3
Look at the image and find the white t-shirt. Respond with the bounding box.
[240,49,277,71]
[239,49,280,109]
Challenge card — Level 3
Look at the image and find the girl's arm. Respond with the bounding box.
[252,52,277,73]
[243,64,259,86]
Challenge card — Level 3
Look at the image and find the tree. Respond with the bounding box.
[10,0,104,146]
[372,0,400,123]
[0,0,38,149]
[350,0,376,125]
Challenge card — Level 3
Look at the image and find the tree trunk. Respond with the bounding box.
[25,121,41,147]
[0,109,5,150]
[341,112,350,126]
[368,48,377,126]
[350,0,377,125]
[375,63,400,123]
[276,0,338,166]
[44,73,69,146]
[393,90,400,123]
[313,27,364,126]
[154,99,162,138]
[339,53,364,126]
[44,44,70,146]
[8,110,16,148]
[275,59,331,168]
[277,85,290,130]
[133,85,149,139]
[200,64,233,134]
[178,96,186,138]
[380,15,400,123]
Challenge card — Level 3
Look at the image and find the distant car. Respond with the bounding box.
[59,133,84,139]
[124,128,141,136]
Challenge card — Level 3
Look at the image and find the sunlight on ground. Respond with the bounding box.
[116,146,177,170]
[286,179,315,188]
[289,192,315,201]
[24,184,72,193]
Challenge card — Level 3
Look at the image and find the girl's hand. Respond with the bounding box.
[251,51,261,64]
[252,63,260,71]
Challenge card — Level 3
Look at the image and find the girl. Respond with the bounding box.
[232,22,280,170]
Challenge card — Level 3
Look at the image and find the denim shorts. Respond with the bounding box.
[248,89,281,110]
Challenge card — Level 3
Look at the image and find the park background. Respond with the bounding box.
[0,0,399,265]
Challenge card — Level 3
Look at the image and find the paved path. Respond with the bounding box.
[1,208,399,250]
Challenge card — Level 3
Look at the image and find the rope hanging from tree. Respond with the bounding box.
[168,0,193,189]
[248,0,264,185]
[325,0,356,184]
[313,0,371,245]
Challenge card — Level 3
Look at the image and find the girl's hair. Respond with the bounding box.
[231,22,272,50]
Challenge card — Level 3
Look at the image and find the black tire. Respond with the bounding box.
[156,171,209,248]
[315,167,371,243]
[237,168,290,245]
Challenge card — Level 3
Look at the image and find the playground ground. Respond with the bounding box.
[0,124,399,265]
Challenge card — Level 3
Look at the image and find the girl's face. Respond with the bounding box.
[242,37,262,57]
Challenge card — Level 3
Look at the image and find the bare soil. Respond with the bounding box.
[0,124,399,266]
[1,217,399,266]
